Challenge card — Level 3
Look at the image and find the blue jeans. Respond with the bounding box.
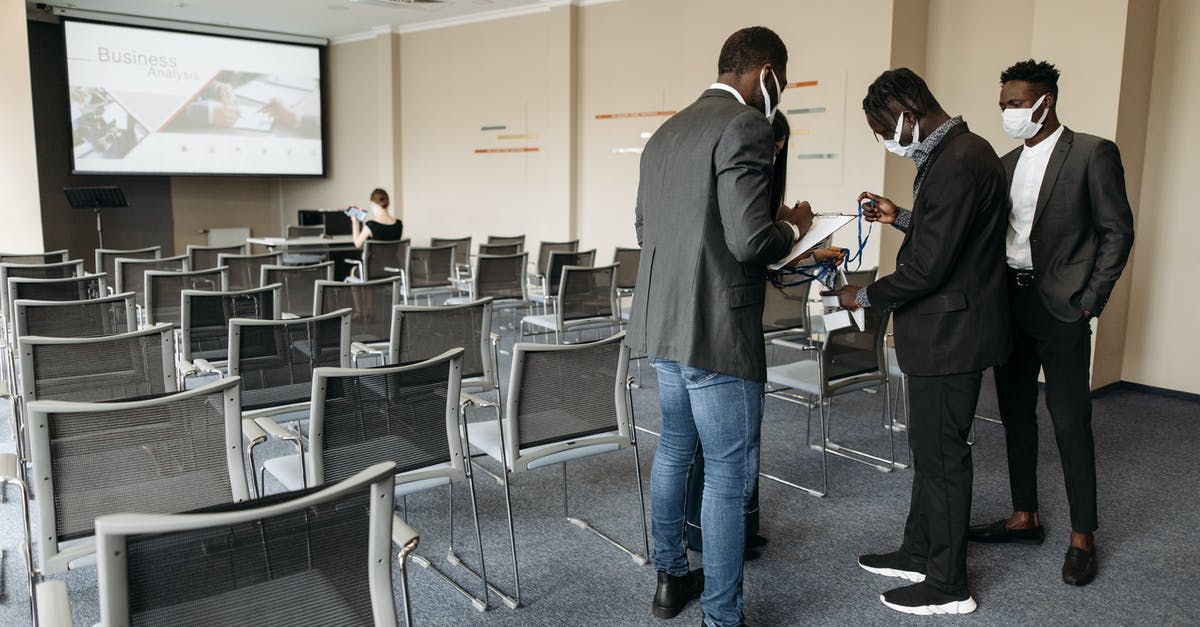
[651,359,763,627]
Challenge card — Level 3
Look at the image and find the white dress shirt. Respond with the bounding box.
[1007,124,1065,269]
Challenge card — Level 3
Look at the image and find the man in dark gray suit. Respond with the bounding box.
[968,60,1135,588]
[626,27,813,627]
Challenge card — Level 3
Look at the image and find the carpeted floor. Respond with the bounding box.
[1,334,1197,626]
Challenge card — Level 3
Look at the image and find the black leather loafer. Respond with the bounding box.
[653,569,703,619]
[967,519,1046,545]
[1062,546,1098,586]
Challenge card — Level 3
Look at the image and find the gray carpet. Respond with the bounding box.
[1,333,1198,626]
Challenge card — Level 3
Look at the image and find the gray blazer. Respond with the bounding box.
[1001,127,1135,321]
[626,89,796,382]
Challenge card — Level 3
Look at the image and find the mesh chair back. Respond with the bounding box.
[287,225,325,238]
[261,262,333,317]
[762,279,811,335]
[15,292,135,339]
[543,250,596,297]
[536,240,579,276]
[822,306,891,388]
[312,349,464,485]
[844,268,879,286]
[228,309,351,411]
[0,249,69,264]
[145,268,228,326]
[431,237,471,265]
[218,251,281,291]
[314,277,399,345]
[487,235,525,247]
[96,245,160,278]
[390,298,493,385]
[6,274,106,327]
[505,333,630,468]
[613,247,640,290]
[93,463,398,627]
[478,242,521,256]
[557,264,617,324]
[19,323,176,403]
[406,245,455,290]
[115,255,188,307]
[0,260,86,322]
[181,285,281,363]
[474,253,527,301]
[187,244,246,271]
[27,378,247,573]
[362,239,409,281]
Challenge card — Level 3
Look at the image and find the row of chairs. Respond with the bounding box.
[0,246,649,624]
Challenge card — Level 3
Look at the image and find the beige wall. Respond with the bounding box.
[1122,0,1200,394]
[576,0,894,262]
[170,177,283,254]
[3,5,44,253]
[399,8,574,249]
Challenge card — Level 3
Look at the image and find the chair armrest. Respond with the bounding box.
[0,452,20,484]
[281,312,300,320]
[392,514,419,553]
[489,332,501,345]
[242,418,267,445]
[35,580,73,627]
[771,337,820,352]
[461,391,496,409]
[254,416,306,446]
[350,341,375,356]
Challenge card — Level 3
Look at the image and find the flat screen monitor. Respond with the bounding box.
[64,20,324,176]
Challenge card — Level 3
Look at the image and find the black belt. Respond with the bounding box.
[1007,267,1035,288]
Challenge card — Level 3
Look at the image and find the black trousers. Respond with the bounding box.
[900,370,982,596]
[684,443,760,551]
[993,275,1097,533]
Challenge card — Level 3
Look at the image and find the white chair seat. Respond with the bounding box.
[767,361,822,397]
[522,313,557,331]
[466,418,620,471]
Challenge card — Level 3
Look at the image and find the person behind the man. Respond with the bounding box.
[823,68,1010,615]
[967,59,1135,587]
[626,26,817,627]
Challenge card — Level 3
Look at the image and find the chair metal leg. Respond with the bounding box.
[819,391,897,473]
[397,537,418,627]
[760,391,827,497]
[1,476,35,627]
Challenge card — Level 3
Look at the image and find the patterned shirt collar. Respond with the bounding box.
[913,115,963,170]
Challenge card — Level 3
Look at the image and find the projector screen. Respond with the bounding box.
[64,20,324,176]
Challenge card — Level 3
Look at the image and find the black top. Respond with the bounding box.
[865,122,1012,377]
[365,219,403,242]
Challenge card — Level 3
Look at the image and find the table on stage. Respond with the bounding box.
[247,234,358,280]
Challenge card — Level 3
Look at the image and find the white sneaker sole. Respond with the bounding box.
[858,562,926,583]
[880,595,977,615]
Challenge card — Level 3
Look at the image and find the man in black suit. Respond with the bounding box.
[824,68,1010,615]
[968,60,1135,587]
[627,27,817,627]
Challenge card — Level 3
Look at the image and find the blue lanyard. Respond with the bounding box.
[845,199,874,271]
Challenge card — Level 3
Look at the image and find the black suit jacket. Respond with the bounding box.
[627,89,796,382]
[866,123,1011,377]
[1001,127,1135,321]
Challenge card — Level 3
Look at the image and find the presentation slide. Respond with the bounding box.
[64,20,324,176]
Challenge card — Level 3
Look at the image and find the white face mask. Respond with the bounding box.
[1002,93,1049,140]
[883,112,920,158]
[759,66,782,122]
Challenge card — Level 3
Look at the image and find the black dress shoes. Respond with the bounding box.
[653,569,704,619]
[967,519,1046,545]
[1062,546,1098,586]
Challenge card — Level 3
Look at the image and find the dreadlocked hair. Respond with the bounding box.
[862,67,942,130]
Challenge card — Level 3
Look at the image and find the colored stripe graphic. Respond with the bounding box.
[796,153,837,160]
[498,133,538,140]
[481,125,507,131]
[475,147,540,154]
[595,111,676,119]
[786,107,827,115]
[786,80,819,89]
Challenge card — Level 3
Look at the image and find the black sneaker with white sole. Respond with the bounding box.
[880,581,977,615]
[858,551,927,583]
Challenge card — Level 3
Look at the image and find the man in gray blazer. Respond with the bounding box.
[968,60,1135,588]
[626,27,813,627]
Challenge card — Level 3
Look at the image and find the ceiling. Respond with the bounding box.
[28,0,562,40]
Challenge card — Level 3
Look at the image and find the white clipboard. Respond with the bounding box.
[768,214,856,270]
